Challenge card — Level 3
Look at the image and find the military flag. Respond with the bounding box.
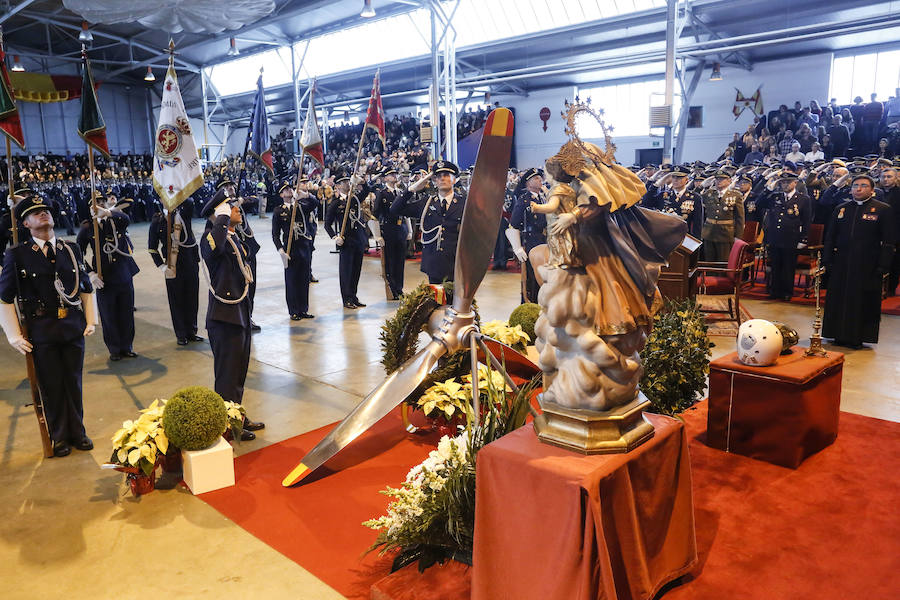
[249,70,274,174]
[77,49,109,157]
[0,37,24,150]
[152,60,204,211]
[732,87,764,119]
[300,84,324,167]
[364,69,386,146]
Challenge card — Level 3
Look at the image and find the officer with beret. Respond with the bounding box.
[216,178,261,331]
[200,190,264,440]
[370,165,410,300]
[762,172,811,300]
[822,172,895,348]
[148,199,203,346]
[393,160,465,284]
[0,194,98,457]
[76,191,140,361]
[507,167,547,303]
[324,171,370,309]
[272,178,318,319]
[701,169,745,262]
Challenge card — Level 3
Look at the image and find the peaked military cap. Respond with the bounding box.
[380,165,398,177]
[431,160,459,177]
[669,167,691,177]
[201,187,234,218]
[15,195,51,220]
[777,172,799,181]
[215,178,236,190]
[278,179,293,194]
[714,169,732,179]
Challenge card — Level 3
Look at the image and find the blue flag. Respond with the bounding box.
[249,71,273,174]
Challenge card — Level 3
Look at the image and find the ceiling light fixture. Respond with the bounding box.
[709,62,722,81]
[227,37,239,57]
[11,55,24,72]
[361,0,376,18]
[143,66,155,82]
[78,21,93,43]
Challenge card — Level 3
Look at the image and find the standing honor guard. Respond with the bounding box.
[701,169,745,261]
[216,178,261,331]
[148,199,203,346]
[324,171,369,309]
[370,165,409,300]
[763,172,811,300]
[77,191,139,361]
[272,177,317,320]
[0,194,98,457]
[661,167,704,238]
[822,172,895,348]
[393,160,465,284]
[507,167,548,303]
[200,191,264,440]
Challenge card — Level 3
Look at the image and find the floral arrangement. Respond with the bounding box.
[365,367,540,573]
[480,319,531,351]
[416,364,514,421]
[110,399,169,476]
[224,401,246,441]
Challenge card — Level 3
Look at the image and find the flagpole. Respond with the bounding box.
[87,146,102,280]
[285,149,305,257]
[6,137,16,246]
[340,69,379,240]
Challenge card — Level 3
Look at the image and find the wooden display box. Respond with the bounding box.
[707,347,844,468]
[659,234,701,301]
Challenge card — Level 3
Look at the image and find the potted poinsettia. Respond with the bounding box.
[223,401,246,443]
[106,399,169,496]
[480,319,531,352]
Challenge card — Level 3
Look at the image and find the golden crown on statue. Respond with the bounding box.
[557,98,617,176]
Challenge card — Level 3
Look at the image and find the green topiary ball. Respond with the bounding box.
[509,303,541,344]
[162,386,228,451]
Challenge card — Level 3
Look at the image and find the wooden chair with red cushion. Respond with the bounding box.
[696,239,754,324]
[795,223,825,298]
[740,221,762,286]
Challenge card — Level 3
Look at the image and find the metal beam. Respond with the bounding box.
[0,0,38,26]
[673,59,705,165]
[690,13,752,70]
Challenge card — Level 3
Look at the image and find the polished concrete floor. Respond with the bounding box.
[2,218,898,599]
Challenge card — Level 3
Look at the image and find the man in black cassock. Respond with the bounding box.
[822,172,896,349]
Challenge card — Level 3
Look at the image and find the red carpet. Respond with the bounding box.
[200,403,899,600]
[741,269,900,315]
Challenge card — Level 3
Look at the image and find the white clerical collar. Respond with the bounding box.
[854,196,871,205]
[33,236,56,250]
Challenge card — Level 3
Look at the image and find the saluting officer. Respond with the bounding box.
[217,178,261,331]
[662,167,703,239]
[701,170,745,262]
[148,199,203,346]
[77,191,140,361]
[393,160,465,284]
[200,189,264,440]
[763,172,811,300]
[324,171,370,309]
[0,193,98,457]
[507,167,548,303]
[370,165,410,300]
[272,177,318,320]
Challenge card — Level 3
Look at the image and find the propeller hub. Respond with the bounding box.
[430,306,478,354]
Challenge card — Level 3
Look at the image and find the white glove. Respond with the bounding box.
[375,236,384,247]
[350,174,363,188]
[279,248,290,268]
[405,218,413,240]
[80,292,97,336]
[91,206,112,219]
[214,202,231,218]
[333,235,344,247]
[0,302,31,354]
[550,212,577,235]
[505,228,527,262]
[797,242,807,250]
[89,271,104,290]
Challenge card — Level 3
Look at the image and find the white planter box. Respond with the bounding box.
[182,436,234,494]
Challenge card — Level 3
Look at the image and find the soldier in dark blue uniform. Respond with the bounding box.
[324,171,370,309]
[76,192,140,361]
[217,178,262,331]
[200,190,264,440]
[0,195,98,457]
[762,173,811,300]
[392,160,465,284]
[148,199,203,346]
[508,167,548,303]
[659,167,703,239]
[370,165,409,299]
[272,178,318,319]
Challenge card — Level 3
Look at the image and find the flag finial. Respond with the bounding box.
[166,39,176,67]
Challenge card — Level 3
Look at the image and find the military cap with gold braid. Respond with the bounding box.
[431,160,459,176]
[278,179,293,194]
[15,195,51,220]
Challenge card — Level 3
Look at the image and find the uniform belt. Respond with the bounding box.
[706,219,734,225]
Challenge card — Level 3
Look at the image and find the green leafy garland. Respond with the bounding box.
[639,299,712,416]
[379,282,480,406]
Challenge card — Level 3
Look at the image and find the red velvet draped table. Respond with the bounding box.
[472,414,697,600]
[707,346,844,468]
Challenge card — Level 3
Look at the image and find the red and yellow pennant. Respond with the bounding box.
[8,71,98,103]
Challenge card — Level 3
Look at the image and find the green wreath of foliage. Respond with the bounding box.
[379,282,480,405]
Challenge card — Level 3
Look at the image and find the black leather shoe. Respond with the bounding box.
[122,351,138,358]
[109,353,122,361]
[240,429,256,441]
[243,418,265,431]
[352,299,366,307]
[177,338,189,346]
[299,312,315,319]
[343,301,357,309]
[73,436,93,451]
[310,275,319,283]
[53,441,71,457]
[250,321,262,332]
[189,335,204,342]
[290,314,302,321]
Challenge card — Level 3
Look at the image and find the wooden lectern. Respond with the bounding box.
[658,234,701,301]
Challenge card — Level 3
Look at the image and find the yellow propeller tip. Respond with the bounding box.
[282,463,309,487]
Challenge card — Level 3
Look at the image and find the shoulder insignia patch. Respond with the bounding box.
[206,232,216,251]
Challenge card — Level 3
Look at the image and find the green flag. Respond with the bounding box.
[78,50,109,157]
